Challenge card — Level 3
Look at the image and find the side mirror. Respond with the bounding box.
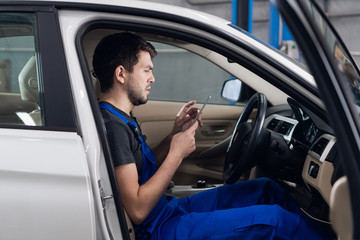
[221,79,242,102]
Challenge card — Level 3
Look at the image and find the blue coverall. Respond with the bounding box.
[99,103,331,240]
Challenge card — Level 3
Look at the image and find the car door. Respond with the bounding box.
[273,0,360,238]
[0,8,96,240]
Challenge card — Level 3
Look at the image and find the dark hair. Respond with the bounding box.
[92,32,157,93]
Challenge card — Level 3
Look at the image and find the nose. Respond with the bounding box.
[149,73,155,83]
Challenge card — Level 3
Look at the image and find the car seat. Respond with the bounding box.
[330,176,352,240]
[18,55,41,125]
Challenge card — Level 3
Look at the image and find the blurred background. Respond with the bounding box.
[149,0,360,65]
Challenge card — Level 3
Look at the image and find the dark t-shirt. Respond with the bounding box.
[100,102,143,182]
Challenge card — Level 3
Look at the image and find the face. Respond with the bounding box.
[125,51,155,106]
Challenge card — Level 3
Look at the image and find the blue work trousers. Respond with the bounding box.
[153,178,331,240]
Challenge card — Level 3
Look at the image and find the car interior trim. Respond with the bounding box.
[308,134,336,163]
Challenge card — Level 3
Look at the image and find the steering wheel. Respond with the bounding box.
[223,93,268,184]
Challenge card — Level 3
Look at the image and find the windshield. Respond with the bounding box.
[302,1,360,110]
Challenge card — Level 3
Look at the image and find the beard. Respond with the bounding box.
[128,89,148,106]
[126,77,148,106]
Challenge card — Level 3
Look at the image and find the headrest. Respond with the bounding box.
[91,70,102,99]
[18,56,39,103]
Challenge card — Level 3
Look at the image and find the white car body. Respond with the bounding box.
[0,0,358,239]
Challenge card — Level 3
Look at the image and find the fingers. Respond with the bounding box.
[186,121,198,153]
[171,121,198,158]
[197,114,203,128]
[187,107,199,118]
[177,100,196,118]
[188,119,199,132]
[184,100,196,109]
[187,108,203,128]
[175,100,204,132]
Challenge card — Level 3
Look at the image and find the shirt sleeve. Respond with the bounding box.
[107,121,137,167]
[101,109,139,167]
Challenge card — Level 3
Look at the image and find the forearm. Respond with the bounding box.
[119,123,198,225]
[117,152,181,224]
[138,152,181,207]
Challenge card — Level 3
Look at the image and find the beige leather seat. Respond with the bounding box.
[330,176,353,240]
[18,56,41,126]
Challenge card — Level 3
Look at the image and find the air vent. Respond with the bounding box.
[278,122,294,135]
[267,119,280,131]
[311,138,329,156]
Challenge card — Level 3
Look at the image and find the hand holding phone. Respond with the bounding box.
[191,96,211,126]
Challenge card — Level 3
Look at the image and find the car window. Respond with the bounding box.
[0,12,43,126]
[149,41,246,104]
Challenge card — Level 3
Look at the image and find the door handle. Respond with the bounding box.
[201,129,226,136]
[99,180,113,209]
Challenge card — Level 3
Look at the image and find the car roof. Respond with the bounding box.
[0,0,230,25]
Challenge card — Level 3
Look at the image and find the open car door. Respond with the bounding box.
[273,0,360,238]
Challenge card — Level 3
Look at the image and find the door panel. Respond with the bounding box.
[0,129,94,240]
[133,100,243,148]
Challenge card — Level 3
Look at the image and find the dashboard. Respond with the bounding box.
[261,98,343,220]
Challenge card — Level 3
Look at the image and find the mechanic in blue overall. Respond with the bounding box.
[93,32,331,240]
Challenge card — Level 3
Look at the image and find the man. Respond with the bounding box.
[93,32,331,239]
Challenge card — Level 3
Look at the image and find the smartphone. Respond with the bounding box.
[191,96,211,126]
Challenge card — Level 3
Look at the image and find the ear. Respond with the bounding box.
[114,65,126,84]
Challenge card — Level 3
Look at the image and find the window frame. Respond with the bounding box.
[0,7,77,132]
